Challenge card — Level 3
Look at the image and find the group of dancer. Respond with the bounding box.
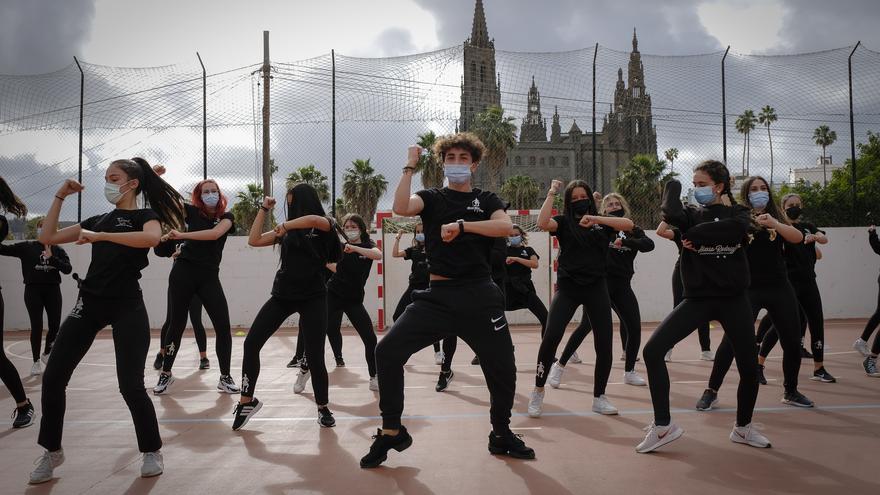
[0,130,878,482]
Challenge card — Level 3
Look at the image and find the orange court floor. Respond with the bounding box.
[1,319,878,495]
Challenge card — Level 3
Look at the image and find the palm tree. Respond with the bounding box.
[286,165,330,204]
[231,183,273,234]
[415,131,444,189]
[735,110,757,177]
[342,158,388,227]
[758,105,778,187]
[500,175,541,209]
[813,125,838,186]
[614,154,676,228]
[664,148,679,174]
[470,105,518,191]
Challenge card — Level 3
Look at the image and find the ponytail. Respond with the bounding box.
[112,158,185,229]
[0,176,27,217]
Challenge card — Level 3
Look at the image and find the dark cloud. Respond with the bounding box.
[774,0,880,53]
[0,0,96,74]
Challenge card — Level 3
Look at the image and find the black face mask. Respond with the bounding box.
[785,206,802,220]
[570,199,591,217]
[607,209,626,217]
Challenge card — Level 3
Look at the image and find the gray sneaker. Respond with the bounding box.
[141,451,164,478]
[29,449,64,484]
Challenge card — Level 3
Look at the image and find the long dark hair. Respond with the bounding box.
[111,158,185,229]
[0,177,27,217]
[694,160,737,206]
[740,176,788,225]
[342,213,372,245]
[284,182,342,264]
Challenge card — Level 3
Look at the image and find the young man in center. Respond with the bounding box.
[360,132,535,468]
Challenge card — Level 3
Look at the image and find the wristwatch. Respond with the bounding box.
[457,219,465,235]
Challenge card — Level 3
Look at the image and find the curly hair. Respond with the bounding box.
[432,132,486,163]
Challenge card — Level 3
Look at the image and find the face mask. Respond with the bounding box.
[444,164,472,184]
[570,199,591,217]
[749,191,770,209]
[693,186,716,206]
[414,233,425,242]
[202,192,220,208]
[607,209,626,218]
[344,229,361,241]
[509,235,522,246]
[104,181,131,205]
[785,206,802,220]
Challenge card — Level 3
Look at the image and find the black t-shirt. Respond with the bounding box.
[403,245,429,286]
[271,224,337,300]
[177,204,235,268]
[551,214,616,289]
[783,221,822,281]
[506,245,538,281]
[80,208,160,298]
[0,241,72,285]
[0,216,6,290]
[327,240,375,302]
[746,225,789,287]
[415,187,505,280]
[491,237,508,284]
[606,226,655,279]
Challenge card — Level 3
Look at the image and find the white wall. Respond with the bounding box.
[1,228,877,330]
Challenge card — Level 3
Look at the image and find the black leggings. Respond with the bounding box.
[376,278,515,433]
[644,294,758,427]
[536,280,613,396]
[521,290,549,337]
[161,261,232,375]
[860,277,880,355]
[160,294,206,354]
[559,276,641,372]
[39,293,161,453]
[672,262,711,351]
[324,292,377,376]
[24,283,62,361]
[710,283,803,394]
[758,277,824,362]
[241,295,329,405]
[0,290,27,403]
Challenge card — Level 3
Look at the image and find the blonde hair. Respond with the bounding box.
[600,192,631,218]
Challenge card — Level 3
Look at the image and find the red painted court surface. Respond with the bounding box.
[1,320,878,494]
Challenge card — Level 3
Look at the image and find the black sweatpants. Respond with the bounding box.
[376,278,515,433]
[860,276,880,355]
[241,295,329,405]
[536,280,613,397]
[161,260,232,375]
[709,282,802,394]
[559,276,641,372]
[441,278,507,369]
[39,293,162,453]
[758,277,824,362]
[160,294,207,354]
[672,263,711,351]
[24,283,62,361]
[0,290,27,403]
[325,292,378,377]
[643,294,758,427]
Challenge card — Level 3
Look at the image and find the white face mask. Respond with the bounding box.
[104,181,132,205]
[202,192,220,208]
[344,229,361,241]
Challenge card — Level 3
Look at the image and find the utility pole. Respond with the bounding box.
[261,31,272,230]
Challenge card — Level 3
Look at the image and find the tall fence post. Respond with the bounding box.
[721,46,730,166]
[592,43,597,188]
[73,57,84,223]
[848,41,861,225]
[197,52,207,180]
[332,49,337,218]
[261,31,272,230]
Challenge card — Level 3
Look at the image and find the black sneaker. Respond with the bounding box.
[232,398,262,431]
[435,370,454,392]
[810,367,836,383]
[782,390,814,408]
[801,347,813,359]
[12,400,35,428]
[335,357,345,367]
[471,355,480,365]
[317,406,336,428]
[152,352,163,371]
[286,357,302,368]
[865,356,880,377]
[199,357,210,370]
[360,426,413,468]
[757,364,767,385]
[488,431,536,459]
[695,389,718,411]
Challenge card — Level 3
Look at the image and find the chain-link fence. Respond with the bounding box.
[2,38,879,232]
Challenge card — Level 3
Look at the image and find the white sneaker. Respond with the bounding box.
[700,350,715,361]
[664,350,672,362]
[636,422,683,453]
[527,389,545,418]
[568,352,582,364]
[29,449,64,484]
[217,375,240,394]
[624,370,647,386]
[141,451,164,477]
[853,338,871,357]
[41,352,50,365]
[434,351,445,365]
[152,373,175,395]
[730,423,771,448]
[368,376,379,391]
[293,369,311,394]
[592,395,618,415]
[30,361,42,376]
[547,362,565,389]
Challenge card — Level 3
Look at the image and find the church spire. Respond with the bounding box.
[632,27,639,52]
[470,0,491,48]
